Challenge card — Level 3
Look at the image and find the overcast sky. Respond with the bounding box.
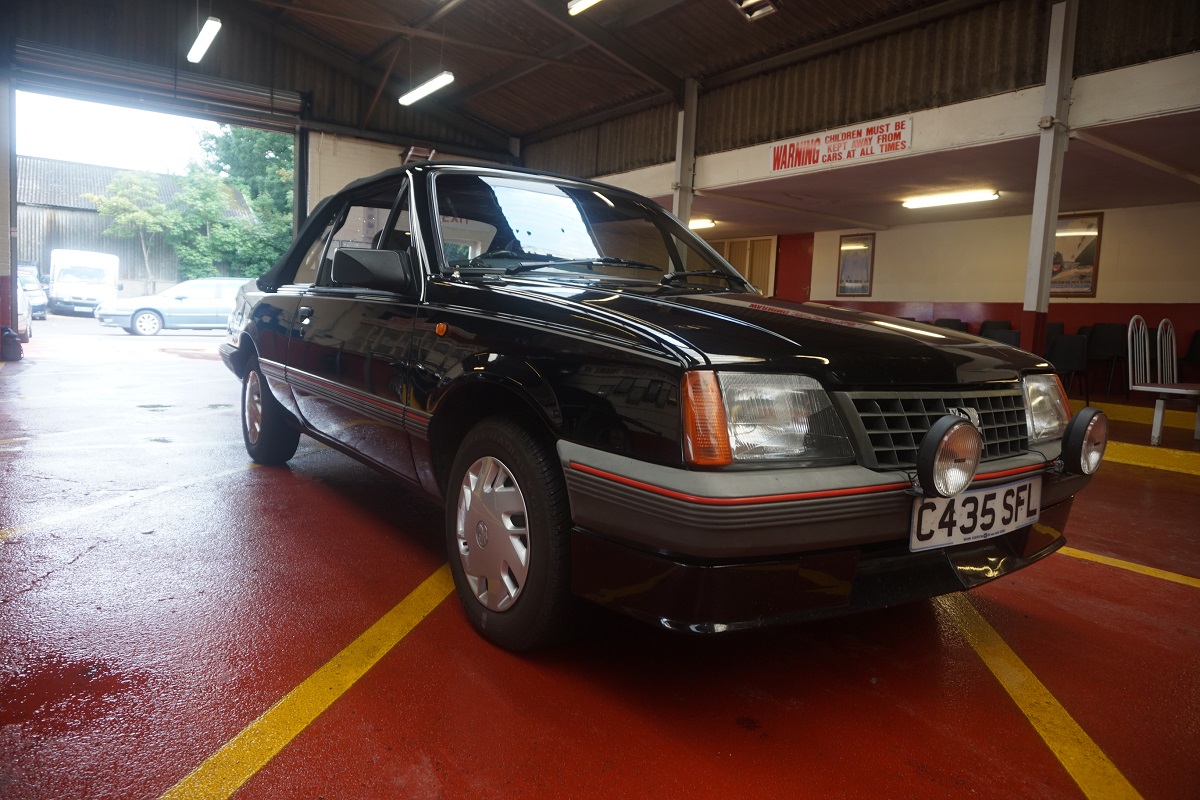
[16,91,221,175]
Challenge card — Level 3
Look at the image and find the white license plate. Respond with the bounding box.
[910,475,1042,552]
[74,306,93,313]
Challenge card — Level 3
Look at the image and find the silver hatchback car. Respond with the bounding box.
[96,278,250,336]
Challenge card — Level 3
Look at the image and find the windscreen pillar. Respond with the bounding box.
[1022,0,1079,355]
[671,78,699,225]
[1,76,12,332]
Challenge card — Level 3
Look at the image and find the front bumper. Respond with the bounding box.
[96,312,134,328]
[559,439,1088,631]
[571,499,1071,632]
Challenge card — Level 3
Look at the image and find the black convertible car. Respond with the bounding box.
[220,163,1108,650]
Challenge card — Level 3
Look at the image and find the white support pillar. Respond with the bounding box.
[672,78,699,225]
[1022,0,1079,352]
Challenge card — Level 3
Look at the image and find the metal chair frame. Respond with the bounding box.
[1127,315,1200,446]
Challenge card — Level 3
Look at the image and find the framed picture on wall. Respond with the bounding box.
[1051,213,1102,297]
[837,233,874,296]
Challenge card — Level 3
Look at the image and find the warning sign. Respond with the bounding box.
[770,116,912,173]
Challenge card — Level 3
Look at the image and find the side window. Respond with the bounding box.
[378,190,413,254]
[292,217,335,286]
[317,202,401,287]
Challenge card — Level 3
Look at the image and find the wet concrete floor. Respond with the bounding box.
[1,313,1197,799]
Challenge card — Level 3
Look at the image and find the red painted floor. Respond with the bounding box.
[2,315,1197,799]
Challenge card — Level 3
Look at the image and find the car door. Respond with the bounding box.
[162,280,213,327]
[285,179,421,481]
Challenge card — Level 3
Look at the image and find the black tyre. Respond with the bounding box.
[18,323,31,344]
[241,359,300,465]
[130,310,163,336]
[446,417,573,651]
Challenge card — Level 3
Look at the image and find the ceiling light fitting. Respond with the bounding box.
[729,1,779,21]
[901,190,1000,209]
[186,16,222,63]
[688,218,716,230]
[399,71,455,106]
[568,0,606,16]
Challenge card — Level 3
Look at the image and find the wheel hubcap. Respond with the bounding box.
[455,456,530,612]
[135,313,160,334]
[244,370,264,445]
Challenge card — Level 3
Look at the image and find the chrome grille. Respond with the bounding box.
[842,390,1028,469]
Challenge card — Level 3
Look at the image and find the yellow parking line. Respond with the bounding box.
[1102,441,1200,476]
[1080,400,1195,431]
[159,564,455,800]
[938,594,1143,800]
[1060,547,1200,589]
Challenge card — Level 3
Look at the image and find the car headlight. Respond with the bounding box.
[1023,373,1071,443]
[682,372,854,466]
[917,415,983,497]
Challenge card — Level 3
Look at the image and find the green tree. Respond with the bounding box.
[82,171,173,283]
[200,126,294,277]
[170,165,238,279]
[202,127,294,213]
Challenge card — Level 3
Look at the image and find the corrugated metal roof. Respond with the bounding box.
[11,0,1199,167]
[17,156,253,221]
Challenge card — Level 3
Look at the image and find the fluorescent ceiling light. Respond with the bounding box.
[186,17,222,64]
[568,0,605,15]
[399,71,455,106]
[688,218,716,230]
[729,1,779,20]
[902,190,1000,209]
[1055,229,1098,236]
[840,243,869,251]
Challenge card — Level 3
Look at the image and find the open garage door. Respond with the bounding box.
[12,41,303,133]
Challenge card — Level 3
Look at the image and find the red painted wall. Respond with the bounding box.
[774,233,813,303]
[1,278,11,329]
[831,299,1200,360]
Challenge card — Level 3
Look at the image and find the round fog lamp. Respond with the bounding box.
[1061,407,1108,475]
[917,415,983,498]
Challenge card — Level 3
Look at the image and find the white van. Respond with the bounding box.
[48,250,121,315]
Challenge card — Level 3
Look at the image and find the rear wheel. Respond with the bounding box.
[18,323,31,344]
[241,359,300,465]
[131,310,162,336]
[445,417,572,651]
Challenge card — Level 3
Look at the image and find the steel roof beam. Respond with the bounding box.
[514,0,684,106]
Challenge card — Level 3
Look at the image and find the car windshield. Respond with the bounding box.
[432,172,747,289]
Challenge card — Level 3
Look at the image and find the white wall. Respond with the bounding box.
[307,134,406,212]
[812,202,1200,305]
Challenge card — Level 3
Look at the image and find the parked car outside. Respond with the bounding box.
[95,278,249,335]
[18,273,48,320]
[14,278,32,343]
[220,163,1109,651]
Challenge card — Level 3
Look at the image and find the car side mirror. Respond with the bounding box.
[332,247,415,294]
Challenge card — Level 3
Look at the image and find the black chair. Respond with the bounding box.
[1182,329,1200,379]
[1043,321,1064,356]
[979,319,1011,337]
[1086,323,1128,400]
[1047,334,1090,405]
[986,328,1022,347]
[934,318,967,331]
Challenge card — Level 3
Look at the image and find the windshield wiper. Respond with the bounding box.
[506,257,662,276]
[660,269,746,287]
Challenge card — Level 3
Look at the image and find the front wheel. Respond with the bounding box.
[18,323,31,344]
[130,310,163,336]
[241,359,300,465]
[445,417,572,651]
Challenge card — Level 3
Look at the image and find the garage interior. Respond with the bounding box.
[2,1,1198,798]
